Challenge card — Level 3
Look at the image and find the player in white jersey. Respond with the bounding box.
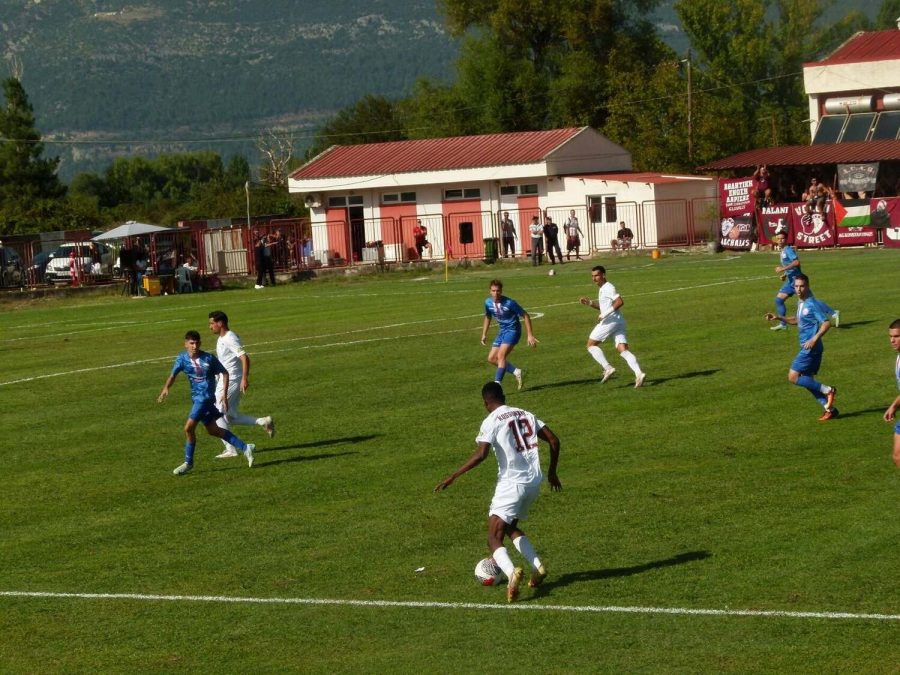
[579,265,646,387]
[883,318,900,467]
[435,382,561,602]
[208,311,275,458]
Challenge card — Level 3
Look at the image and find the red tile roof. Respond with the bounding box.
[810,29,900,66]
[697,139,900,171]
[291,128,586,180]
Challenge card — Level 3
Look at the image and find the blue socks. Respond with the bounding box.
[795,375,827,405]
[184,441,195,465]
[222,431,247,452]
[494,363,517,382]
[775,296,787,325]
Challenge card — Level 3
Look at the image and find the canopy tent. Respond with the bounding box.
[92,221,172,241]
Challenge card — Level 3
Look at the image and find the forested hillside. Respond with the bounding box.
[0,0,886,179]
[1,0,459,178]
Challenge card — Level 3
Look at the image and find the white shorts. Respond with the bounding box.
[489,478,541,524]
[589,318,628,345]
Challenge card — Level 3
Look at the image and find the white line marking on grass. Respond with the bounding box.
[1,591,896,622]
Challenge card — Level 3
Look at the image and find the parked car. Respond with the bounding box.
[0,246,24,288]
[44,242,114,284]
[25,250,52,285]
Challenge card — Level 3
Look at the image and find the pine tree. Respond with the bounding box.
[0,76,66,235]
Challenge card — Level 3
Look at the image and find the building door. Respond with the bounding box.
[588,195,618,250]
[348,205,365,262]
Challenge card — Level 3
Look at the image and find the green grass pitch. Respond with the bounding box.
[1,248,898,672]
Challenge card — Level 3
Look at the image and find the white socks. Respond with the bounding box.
[620,349,642,375]
[588,345,611,369]
[492,546,516,578]
[513,535,542,571]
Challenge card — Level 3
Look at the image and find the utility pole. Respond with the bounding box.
[686,50,693,163]
[245,181,251,227]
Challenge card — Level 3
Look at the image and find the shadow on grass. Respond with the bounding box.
[254,450,358,468]
[832,320,877,330]
[525,378,614,392]
[214,434,377,470]
[641,370,719,387]
[529,550,712,599]
[254,434,379,454]
[829,407,886,420]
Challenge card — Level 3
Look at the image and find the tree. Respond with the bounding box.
[434,0,669,131]
[674,0,868,152]
[875,0,900,28]
[0,76,66,234]
[305,95,406,160]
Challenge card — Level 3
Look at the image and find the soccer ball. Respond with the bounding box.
[548,268,556,276]
[474,557,506,586]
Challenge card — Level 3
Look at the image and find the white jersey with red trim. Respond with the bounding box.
[476,404,545,484]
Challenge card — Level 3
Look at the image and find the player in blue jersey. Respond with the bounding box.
[481,279,537,390]
[157,330,255,475]
[770,232,839,330]
[765,274,838,420]
[883,318,900,467]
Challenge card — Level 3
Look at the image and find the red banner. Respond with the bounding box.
[719,178,755,250]
[719,177,755,218]
[791,203,834,248]
[878,197,900,248]
[758,205,792,246]
[719,216,754,250]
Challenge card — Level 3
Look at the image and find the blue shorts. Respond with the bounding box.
[895,420,900,435]
[188,400,223,425]
[493,327,521,348]
[778,279,796,296]
[791,346,823,375]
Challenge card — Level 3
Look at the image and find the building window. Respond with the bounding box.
[605,197,617,223]
[499,184,538,196]
[381,191,417,204]
[328,195,364,207]
[444,187,481,200]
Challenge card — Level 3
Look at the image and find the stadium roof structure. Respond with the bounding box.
[696,139,900,171]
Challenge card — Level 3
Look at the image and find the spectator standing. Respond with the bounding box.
[528,216,544,266]
[500,211,517,258]
[413,220,432,259]
[253,230,266,289]
[543,215,563,265]
[564,210,584,260]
